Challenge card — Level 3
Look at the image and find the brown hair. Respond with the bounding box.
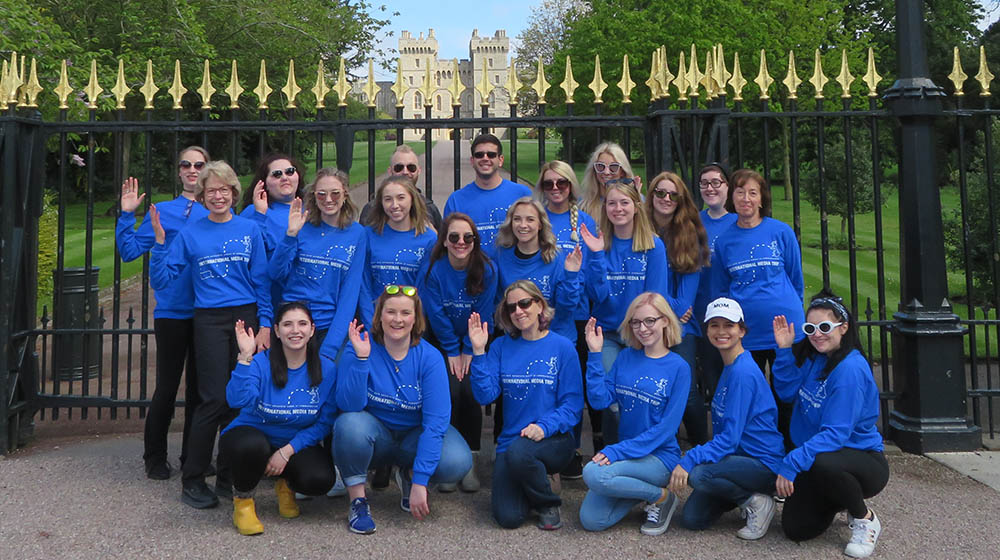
[619,292,682,349]
[304,168,356,228]
[494,280,554,338]
[241,152,307,212]
[725,168,772,218]
[371,290,426,347]
[427,213,492,297]
[367,175,430,235]
[495,197,559,263]
[598,181,656,252]
[645,171,710,274]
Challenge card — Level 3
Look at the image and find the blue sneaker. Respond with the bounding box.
[394,468,411,513]
[348,497,376,534]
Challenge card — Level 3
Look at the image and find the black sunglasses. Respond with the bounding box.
[447,232,475,244]
[269,167,297,178]
[472,151,499,159]
[393,163,418,173]
[652,188,676,200]
[504,297,538,314]
[606,177,636,186]
[541,178,571,191]
[179,160,205,170]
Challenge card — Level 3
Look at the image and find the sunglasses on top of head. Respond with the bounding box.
[269,167,297,178]
[472,151,499,159]
[447,232,476,244]
[393,163,418,173]
[605,177,635,187]
[802,320,843,336]
[179,160,205,170]
[384,284,417,297]
[504,297,538,314]
[541,178,571,191]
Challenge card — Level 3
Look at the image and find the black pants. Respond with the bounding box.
[574,320,604,452]
[782,448,890,542]
[751,348,793,452]
[143,317,199,468]
[449,370,483,452]
[696,335,725,401]
[182,303,258,483]
[219,425,336,495]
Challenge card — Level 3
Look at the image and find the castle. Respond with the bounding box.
[352,29,512,141]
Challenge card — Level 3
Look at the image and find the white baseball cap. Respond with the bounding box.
[704,297,744,323]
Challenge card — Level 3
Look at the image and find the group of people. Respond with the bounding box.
[117,133,888,558]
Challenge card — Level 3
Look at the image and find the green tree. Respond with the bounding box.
[799,130,883,239]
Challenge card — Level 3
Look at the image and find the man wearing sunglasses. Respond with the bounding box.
[360,145,442,230]
[443,133,532,259]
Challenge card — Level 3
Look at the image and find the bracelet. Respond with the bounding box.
[277,448,290,462]
[356,355,369,360]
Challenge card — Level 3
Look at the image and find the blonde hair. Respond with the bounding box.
[305,168,356,228]
[581,142,634,220]
[494,280,555,338]
[534,160,582,242]
[645,171,710,274]
[619,292,682,349]
[195,161,241,205]
[599,181,656,252]
[367,175,429,235]
[496,197,559,263]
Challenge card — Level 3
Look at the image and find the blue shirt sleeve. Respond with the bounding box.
[585,351,615,410]
[422,264,462,357]
[782,225,805,299]
[644,243,670,300]
[464,263,498,354]
[533,342,584,438]
[583,248,610,305]
[116,211,155,262]
[149,234,188,291]
[249,228,273,328]
[336,344,371,411]
[268,234,298,285]
[772,347,809,403]
[470,344,502,405]
[602,361,690,464]
[680,367,755,471]
[323,230,367,359]
[412,347,451,486]
[226,359,265,410]
[667,268,700,320]
[288,358,339,453]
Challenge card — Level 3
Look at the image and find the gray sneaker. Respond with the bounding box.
[394,468,412,512]
[536,506,562,530]
[459,465,480,493]
[737,493,776,540]
[640,492,678,535]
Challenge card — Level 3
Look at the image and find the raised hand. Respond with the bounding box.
[120,177,145,213]
[149,204,166,245]
[772,315,795,348]
[347,319,371,358]
[679,307,693,324]
[564,244,583,272]
[467,312,489,355]
[633,175,643,192]
[579,222,604,253]
[584,317,603,353]
[235,319,256,361]
[286,197,309,237]
[252,180,268,214]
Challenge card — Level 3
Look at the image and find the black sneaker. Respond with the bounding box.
[146,461,173,480]
[214,470,233,500]
[371,465,392,491]
[560,453,583,480]
[182,479,219,509]
[537,506,563,530]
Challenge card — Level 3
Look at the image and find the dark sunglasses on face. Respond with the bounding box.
[393,163,418,173]
[541,178,571,191]
[385,284,417,297]
[472,151,499,159]
[593,161,622,173]
[270,167,297,178]
[802,320,843,336]
[179,160,205,170]
[447,232,475,244]
[605,177,636,186]
[652,189,676,200]
[504,297,537,314]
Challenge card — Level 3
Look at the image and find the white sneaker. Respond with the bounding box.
[327,466,347,498]
[845,512,882,558]
[736,493,776,540]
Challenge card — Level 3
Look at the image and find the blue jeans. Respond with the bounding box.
[579,455,672,531]
[491,431,576,529]
[333,411,472,487]
[673,334,708,445]
[600,331,625,444]
[680,454,778,530]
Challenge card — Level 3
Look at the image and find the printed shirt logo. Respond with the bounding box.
[798,378,829,416]
[616,374,666,412]
[501,356,559,401]
[255,386,321,424]
[197,235,252,280]
[608,253,648,296]
[727,239,785,289]
[373,246,425,286]
[296,243,356,280]
[368,383,423,411]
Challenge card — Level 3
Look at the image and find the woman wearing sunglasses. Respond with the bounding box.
[240,153,307,250]
[334,285,473,534]
[467,280,584,531]
[644,170,711,446]
[578,292,688,536]
[771,294,887,558]
[117,146,210,480]
[420,213,498,493]
[580,142,642,222]
[220,302,337,536]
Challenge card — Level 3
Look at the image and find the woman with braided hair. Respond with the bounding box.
[580,142,642,222]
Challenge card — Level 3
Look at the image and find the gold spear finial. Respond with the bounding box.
[660,46,675,99]
[532,56,550,105]
[976,45,994,97]
[645,49,661,100]
[755,50,774,100]
[809,49,828,99]
[363,58,377,107]
[54,59,73,109]
[0,59,9,105]
[783,51,801,100]
[226,60,244,109]
[836,49,854,99]
[422,56,435,107]
[948,46,968,96]
[561,55,579,104]
[311,59,329,109]
[17,55,26,106]
[140,60,158,109]
[23,58,43,108]
[254,60,272,109]
[450,59,465,106]
[197,59,216,109]
[729,52,747,101]
[716,44,731,96]
[863,47,882,97]
[111,59,130,109]
[589,54,608,103]
[674,51,689,102]
[5,52,21,105]
[505,59,522,105]
[688,44,702,99]
[84,59,104,109]
[476,55,492,107]
[701,48,716,99]
[334,57,351,107]
[168,59,187,109]
[619,54,636,103]
[391,57,406,108]
[282,60,301,109]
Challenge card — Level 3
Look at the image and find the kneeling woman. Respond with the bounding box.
[468,280,584,530]
[219,303,337,536]
[669,298,784,540]
[335,286,473,534]
[579,292,689,535]
[772,294,888,559]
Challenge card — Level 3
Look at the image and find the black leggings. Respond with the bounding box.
[144,317,198,468]
[449,371,483,452]
[751,349,794,452]
[219,425,336,495]
[782,448,890,542]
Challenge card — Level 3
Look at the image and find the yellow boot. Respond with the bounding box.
[232,497,264,536]
[275,478,300,519]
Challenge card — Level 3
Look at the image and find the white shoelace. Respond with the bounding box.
[644,502,662,523]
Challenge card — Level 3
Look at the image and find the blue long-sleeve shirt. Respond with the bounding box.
[585,235,669,332]
[242,202,293,311]
[547,207,597,320]
[442,179,533,259]
[495,246,581,342]
[712,217,805,350]
[223,351,338,452]
[116,197,209,319]
[772,347,883,481]
[586,349,689,468]
[679,351,784,474]
[336,340,450,486]
[694,210,737,324]
[150,215,273,327]
[419,257,498,357]
[665,251,702,338]
[268,221,366,357]
[470,333,584,453]
[362,226,436,324]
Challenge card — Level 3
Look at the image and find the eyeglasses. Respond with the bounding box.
[605,177,635,186]
[652,189,676,200]
[393,163,418,173]
[629,316,663,330]
[504,297,538,314]
[315,190,342,200]
[802,321,843,336]
[385,284,417,297]
[473,151,499,159]
[447,232,475,244]
[593,161,622,174]
[179,160,205,170]
[270,167,297,178]
[541,178,571,191]
[203,187,232,198]
[699,179,726,190]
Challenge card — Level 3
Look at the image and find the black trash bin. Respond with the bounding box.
[53,267,101,381]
